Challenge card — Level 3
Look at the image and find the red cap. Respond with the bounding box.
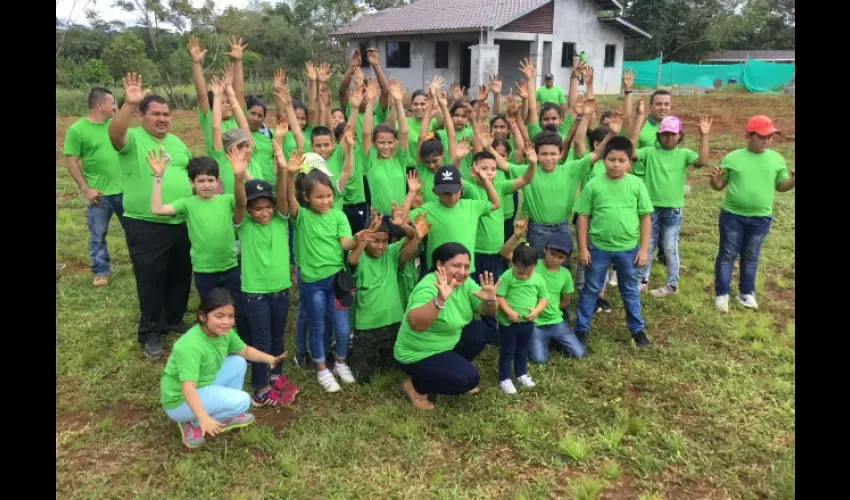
[746,116,779,136]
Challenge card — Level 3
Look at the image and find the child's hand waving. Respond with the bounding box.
[275,116,289,138]
[524,142,538,165]
[515,79,529,100]
[413,211,432,240]
[273,68,287,93]
[406,169,422,193]
[390,202,406,227]
[146,149,167,176]
[455,138,472,160]
[478,131,494,151]
[514,217,528,238]
[226,145,248,178]
[608,111,624,135]
[342,125,356,151]
[699,115,713,136]
[287,149,305,174]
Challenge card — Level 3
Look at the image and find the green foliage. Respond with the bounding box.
[101,32,158,81]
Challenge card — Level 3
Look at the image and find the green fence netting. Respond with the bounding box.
[623,58,795,93]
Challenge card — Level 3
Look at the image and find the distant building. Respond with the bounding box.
[334,0,651,96]
[702,50,795,64]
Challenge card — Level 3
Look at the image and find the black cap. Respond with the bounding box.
[245,179,274,202]
[433,165,462,194]
[546,233,572,255]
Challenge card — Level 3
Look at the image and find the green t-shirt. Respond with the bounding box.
[236,211,291,293]
[398,249,421,309]
[574,174,654,252]
[342,144,367,205]
[294,208,352,282]
[534,260,574,326]
[171,194,237,273]
[635,146,699,208]
[250,129,275,184]
[406,116,438,166]
[210,149,236,195]
[500,168,516,219]
[365,146,408,215]
[462,180,514,254]
[160,325,246,410]
[410,199,492,272]
[119,127,192,224]
[323,146,349,210]
[394,272,482,364]
[637,118,660,149]
[283,127,313,160]
[348,102,389,141]
[62,117,122,195]
[354,240,404,330]
[721,148,789,217]
[510,156,592,224]
[536,85,566,105]
[198,109,238,158]
[527,114,574,141]
[436,127,475,179]
[495,268,548,327]
[581,158,607,190]
[415,164,441,205]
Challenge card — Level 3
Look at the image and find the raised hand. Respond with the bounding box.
[122,73,149,106]
[221,63,234,87]
[505,92,519,117]
[187,36,207,63]
[272,139,285,167]
[413,211,432,240]
[319,84,332,108]
[608,110,624,135]
[389,201,405,227]
[317,63,332,83]
[451,82,465,102]
[209,74,224,96]
[699,115,713,136]
[287,149,305,174]
[146,149,167,175]
[478,131,494,151]
[366,78,380,102]
[515,79,529,100]
[226,36,248,60]
[572,55,581,72]
[429,74,446,95]
[572,94,586,116]
[350,49,361,68]
[463,102,476,121]
[582,98,596,117]
[585,65,595,85]
[275,116,289,138]
[388,77,404,102]
[367,208,382,232]
[519,57,536,81]
[406,169,422,193]
[623,68,635,90]
[226,144,248,178]
[436,90,449,108]
[455,138,472,160]
[477,101,491,123]
[514,217,528,237]
[274,85,292,107]
[489,74,503,95]
[348,84,365,109]
[366,48,380,66]
[353,66,365,87]
[273,68,287,92]
[471,271,499,302]
[342,124,356,151]
[636,96,646,116]
[433,266,456,302]
[304,61,317,82]
[354,228,375,244]
[524,142,538,165]
[477,84,488,102]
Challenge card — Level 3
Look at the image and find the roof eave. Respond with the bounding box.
[334,27,487,38]
[492,0,552,30]
[598,17,652,39]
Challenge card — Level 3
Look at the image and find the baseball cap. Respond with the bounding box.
[223,128,251,151]
[434,165,462,194]
[658,116,683,134]
[245,179,274,202]
[746,115,779,136]
[545,233,571,255]
[299,152,333,177]
[544,73,554,80]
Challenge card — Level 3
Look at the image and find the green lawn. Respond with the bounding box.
[56,94,795,499]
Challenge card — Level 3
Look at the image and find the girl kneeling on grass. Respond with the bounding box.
[160,287,286,450]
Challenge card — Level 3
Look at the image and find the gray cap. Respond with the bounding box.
[544,73,554,80]
[222,128,251,151]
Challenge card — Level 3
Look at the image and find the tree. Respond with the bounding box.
[365,0,413,10]
[101,31,157,81]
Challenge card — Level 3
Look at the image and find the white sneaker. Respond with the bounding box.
[736,293,758,309]
[317,370,341,393]
[715,294,730,313]
[608,269,618,287]
[517,375,536,387]
[499,379,517,394]
[333,363,356,384]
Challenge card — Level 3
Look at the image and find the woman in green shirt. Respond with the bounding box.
[394,243,499,410]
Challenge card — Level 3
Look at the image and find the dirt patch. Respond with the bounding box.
[252,406,297,436]
[58,259,89,276]
[600,476,637,500]
[56,191,76,200]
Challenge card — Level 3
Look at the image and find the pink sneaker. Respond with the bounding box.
[271,374,296,392]
[220,413,255,431]
[178,422,205,450]
[272,375,299,405]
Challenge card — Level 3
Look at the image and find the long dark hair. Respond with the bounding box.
[429,242,471,273]
[197,287,236,324]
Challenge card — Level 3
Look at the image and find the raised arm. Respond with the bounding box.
[285,149,305,220]
[622,68,634,121]
[147,150,176,216]
[272,117,290,215]
[470,101,488,153]
[565,97,591,160]
[521,58,539,126]
[366,48,390,114]
[272,68,287,120]
[399,212,431,268]
[500,217,527,260]
[109,73,147,151]
[417,92,436,163]
[304,61,319,126]
[317,63,333,127]
[225,80,254,147]
[400,170,422,216]
[628,97,647,158]
[361,79,380,153]
[407,267,455,332]
[228,146,249,225]
[338,125,357,191]
[210,76,225,151]
[226,36,248,110]
[567,57,581,116]
[388,78,408,148]
[346,84,364,132]
[583,65,596,122]
[695,115,712,167]
[187,36,210,115]
[470,166,501,210]
[510,143,537,191]
[274,84,305,152]
[589,111,622,164]
[319,84,332,128]
[489,74,503,114]
[339,50,360,108]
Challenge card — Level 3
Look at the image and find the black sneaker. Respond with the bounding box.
[595,298,612,313]
[632,330,653,348]
[294,352,315,371]
[169,322,191,335]
[575,331,588,346]
[144,334,164,358]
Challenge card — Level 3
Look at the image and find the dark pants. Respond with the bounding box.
[714,210,772,296]
[344,202,370,235]
[194,266,251,345]
[468,252,505,345]
[399,346,480,395]
[498,321,533,380]
[123,218,192,344]
[575,245,644,336]
[347,323,400,383]
[243,290,290,389]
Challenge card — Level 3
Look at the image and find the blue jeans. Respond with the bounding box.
[575,245,645,336]
[87,193,124,276]
[530,321,586,363]
[296,279,333,358]
[164,355,250,425]
[639,207,682,288]
[469,252,505,345]
[714,210,772,296]
[194,266,251,345]
[528,220,572,270]
[302,276,350,363]
[498,321,533,380]
[244,290,290,389]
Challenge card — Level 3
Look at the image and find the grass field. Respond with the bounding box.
[56,93,795,499]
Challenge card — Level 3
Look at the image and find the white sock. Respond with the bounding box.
[318,368,331,377]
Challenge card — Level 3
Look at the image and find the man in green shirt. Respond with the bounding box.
[109,73,194,358]
[637,90,672,149]
[710,115,795,312]
[63,87,123,287]
[535,73,566,107]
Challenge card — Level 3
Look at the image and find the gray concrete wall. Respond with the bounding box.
[496,40,532,91]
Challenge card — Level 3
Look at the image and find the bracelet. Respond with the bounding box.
[433,297,445,309]
[624,90,633,94]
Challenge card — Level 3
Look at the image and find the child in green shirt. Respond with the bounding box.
[573,136,654,348]
[495,244,548,394]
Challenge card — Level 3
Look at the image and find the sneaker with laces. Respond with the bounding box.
[736,293,758,309]
[715,294,730,313]
[333,363,356,384]
[400,378,434,410]
[595,297,612,313]
[220,413,255,431]
[93,275,109,287]
[499,379,518,394]
[169,322,191,335]
[276,383,299,405]
[651,284,677,298]
[317,370,341,393]
[632,330,653,348]
[179,422,205,449]
[144,334,164,358]
[251,387,283,407]
[271,374,297,392]
[517,374,536,387]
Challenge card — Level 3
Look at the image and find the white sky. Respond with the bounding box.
[56,0,254,27]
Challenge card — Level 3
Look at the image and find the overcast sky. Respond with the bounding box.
[56,0,254,26]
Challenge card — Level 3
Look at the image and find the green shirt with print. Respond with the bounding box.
[534,260,574,326]
[354,240,405,330]
[574,174,654,252]
[410,199,492,273]
[119,127,193,224]
[236,211,291,293]
[63,117,122,195]
[496,268,549,327]
[720,148,789,217]
[293,208,352,283]
[462,179,514,254]
[171,194,238,273]
[510,155,592,224]
[635,146,699,208]
[160,325,246,410]
[394,273,482,364]
[365,145,408,215]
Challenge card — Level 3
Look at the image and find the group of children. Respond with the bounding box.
[149,40,793,449]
